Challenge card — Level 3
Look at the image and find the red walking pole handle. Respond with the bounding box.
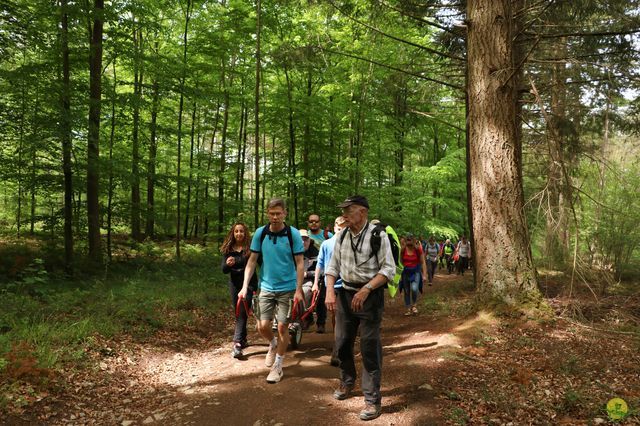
[300,289,319,322]
[236,294,253,318]
[290,298,302,321]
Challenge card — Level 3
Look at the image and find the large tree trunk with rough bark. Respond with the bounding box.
[467,0,540,305]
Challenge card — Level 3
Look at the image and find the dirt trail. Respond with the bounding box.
[131,273,473,426]
[6,273,478,426]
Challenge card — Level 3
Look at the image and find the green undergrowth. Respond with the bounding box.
[0,247,229,376]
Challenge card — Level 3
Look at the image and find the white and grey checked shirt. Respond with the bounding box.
[325,221,396,289]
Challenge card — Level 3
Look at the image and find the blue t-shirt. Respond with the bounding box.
[308,230,333,246]
[317,235,343,289]
[251,224,304,292]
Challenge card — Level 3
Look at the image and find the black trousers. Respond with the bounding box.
[335,287,384,405]
[229,282,253,344]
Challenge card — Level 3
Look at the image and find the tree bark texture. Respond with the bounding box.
[131,25,142,242]
[60,0,73,272]
[87,0,104,263]
[253,0,261,229]
[467,0,539,305]
[146,63,159,238]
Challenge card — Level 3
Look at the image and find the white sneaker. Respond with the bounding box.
[265,343,277,367]
[266,364,283,383]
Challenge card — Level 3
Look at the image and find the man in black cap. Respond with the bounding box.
[324,195,395,421]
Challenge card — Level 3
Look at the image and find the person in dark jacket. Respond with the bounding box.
[221,222,257,359]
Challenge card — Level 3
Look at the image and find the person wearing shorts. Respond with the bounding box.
[239,198,305,384]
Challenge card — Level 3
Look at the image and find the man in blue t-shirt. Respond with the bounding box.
[308,213,333,246]
[239,198,304,384]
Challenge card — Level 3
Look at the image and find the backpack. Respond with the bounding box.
[339,223,400,266]
[257,223,296,266]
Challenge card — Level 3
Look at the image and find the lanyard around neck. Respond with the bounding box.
[349,222,368,263]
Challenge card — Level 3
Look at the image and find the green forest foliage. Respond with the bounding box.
[0,0,638,277]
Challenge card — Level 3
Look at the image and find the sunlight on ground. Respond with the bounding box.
[453,310,496,332]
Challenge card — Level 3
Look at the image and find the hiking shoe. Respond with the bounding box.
[265,343,277,367]
[266,364,283,384]
[316,324,325,334]
[359,403,381,421]
[404,309,412,316]
[232,343,243,359]
[330,354,340,367]
[333,383,354,400]
[411,306,418,314]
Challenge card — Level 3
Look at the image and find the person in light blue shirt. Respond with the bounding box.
[239,198,304,384]
[312,215,346,365]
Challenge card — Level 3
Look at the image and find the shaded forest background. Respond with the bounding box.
[1,2,640,297]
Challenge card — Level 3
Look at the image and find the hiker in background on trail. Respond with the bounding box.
[238,198,305,384]
[221,222,257,359]
[400,233,428,316]
[313,215,347,363]
[308,213,332,246]
[419,235,428,253]
[425,236,439,286]
[437,238,446,270]
[455,235,472,276]
[325,195,395,422]
[300,229,319,330]
[441,238,456,274]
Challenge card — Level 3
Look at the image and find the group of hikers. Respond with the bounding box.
[219,195,472,421]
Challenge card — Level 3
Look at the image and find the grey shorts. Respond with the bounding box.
[255,290,295,323]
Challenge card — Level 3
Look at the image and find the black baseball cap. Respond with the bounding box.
[337,195,369,209]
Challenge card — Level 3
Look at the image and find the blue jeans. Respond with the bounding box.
[401,267,421,307]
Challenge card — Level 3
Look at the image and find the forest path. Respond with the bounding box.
[125,271,475,426]
[8,271,479,426]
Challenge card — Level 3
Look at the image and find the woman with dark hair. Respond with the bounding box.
[221,222,257,359]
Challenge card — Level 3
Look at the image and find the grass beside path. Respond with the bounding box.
[0,244,229,413]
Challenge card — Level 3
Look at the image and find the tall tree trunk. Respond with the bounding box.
[283,66,298,223]
[146,42,159,238]
[29,146,36,235]
[467,0,540,305]
[176,0,192,259]
[184,101,197,238]
[107,59,117,261]
[253,0,262,229]
[235,101,245,202]
[219,63,230,241]
[203,102,221,239]
[432,125,439,219]
[131,24,142,242]
[87,0,104,263]
[60,0,73,273]
[17,51,29,237]
[543,38,569,266]
[240,106,249,202]
[302,65,312,217]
